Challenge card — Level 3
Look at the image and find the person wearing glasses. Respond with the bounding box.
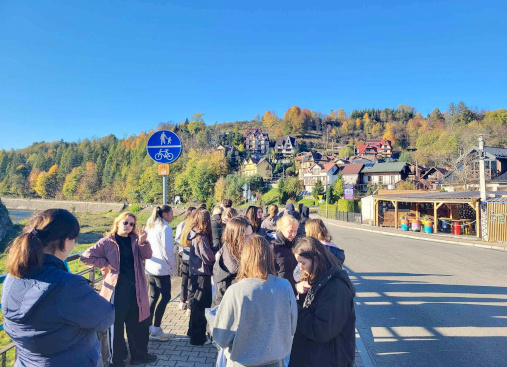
[81,212,156,367]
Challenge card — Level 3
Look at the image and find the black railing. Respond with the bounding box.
[319,207,362,224]
[0,252,102,366]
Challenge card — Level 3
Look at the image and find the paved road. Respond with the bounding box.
[327,223,507,367]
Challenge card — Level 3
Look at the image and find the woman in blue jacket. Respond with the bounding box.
[1,209,115,367]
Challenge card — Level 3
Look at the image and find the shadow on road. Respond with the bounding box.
[345,268,507,367]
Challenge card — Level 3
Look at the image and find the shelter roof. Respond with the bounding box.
[373,190,507,203]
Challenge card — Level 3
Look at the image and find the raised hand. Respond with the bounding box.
[139,226,148,244]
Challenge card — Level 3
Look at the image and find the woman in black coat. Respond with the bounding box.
[290,237,356,367]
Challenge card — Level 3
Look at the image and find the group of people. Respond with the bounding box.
[1,198,355,367]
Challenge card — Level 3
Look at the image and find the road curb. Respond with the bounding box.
[322,220,507,252]
[355,328,375,367]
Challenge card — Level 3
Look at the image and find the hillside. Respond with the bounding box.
[1,103,506,206]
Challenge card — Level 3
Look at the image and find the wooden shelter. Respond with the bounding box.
[372,190,484,238]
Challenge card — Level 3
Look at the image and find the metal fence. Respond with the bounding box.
[0,252,102,366]
[319,207,362,224]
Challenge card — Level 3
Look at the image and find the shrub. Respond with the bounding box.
[130,204,142,213]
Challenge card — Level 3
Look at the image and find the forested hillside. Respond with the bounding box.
[1,104,506,205]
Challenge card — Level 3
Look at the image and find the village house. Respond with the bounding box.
[302,162,340,192]
[438,146,507,191]
[274,136,297,157]
[240,157,273,180]
[244,128,270,158]
[360,162,410,191]
[340,163,364,186]
[295,151,335,177]
[357,139,393,160]
[420,167,448,190]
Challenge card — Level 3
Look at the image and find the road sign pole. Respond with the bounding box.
[163,176,167,205]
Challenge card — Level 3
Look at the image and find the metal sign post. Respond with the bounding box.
[147,131,182,205]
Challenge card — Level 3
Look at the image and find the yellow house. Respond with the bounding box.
[240,157,272,179]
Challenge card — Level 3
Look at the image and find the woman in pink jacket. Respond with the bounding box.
[81,212,156,367]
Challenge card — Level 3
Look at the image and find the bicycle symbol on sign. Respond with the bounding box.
[155,149,174,161]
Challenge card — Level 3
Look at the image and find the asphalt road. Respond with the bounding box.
[327,223,507,367]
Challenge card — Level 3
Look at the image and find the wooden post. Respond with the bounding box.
[434,202,444,234]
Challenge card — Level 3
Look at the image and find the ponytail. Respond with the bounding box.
[146,205,172,230]
[6,209,80,278]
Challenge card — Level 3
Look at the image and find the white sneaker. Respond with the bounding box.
[178,302,187,310]
[149,326,171,341]
[185,309,191,317]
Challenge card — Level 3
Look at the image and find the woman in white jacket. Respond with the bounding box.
[145,205,174,341]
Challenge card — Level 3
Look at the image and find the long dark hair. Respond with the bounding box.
[7,209,80,278]
[293,236,341,285]
[246,205,261,233]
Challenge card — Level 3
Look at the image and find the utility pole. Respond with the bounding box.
[325,180,329,218]
[479,135,486,201]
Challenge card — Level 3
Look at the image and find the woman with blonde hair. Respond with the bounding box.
[2,209,114,367]
[81,212,156,367]
[144,205,174,341]
[175,206,196,311]
[246,205,262,233]
[212,216,253,306]
[267,214,300,293]
[181,208,215,345]
[305,218,345,265]
[212,235,297,367]
[290,237,355,367]
[260,204,278,235]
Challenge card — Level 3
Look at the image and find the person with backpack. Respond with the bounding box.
[290,237,356,367]
[175,207,196,312]
[181,208,216,345]
[212,216,253,306]
[211,206,224,253]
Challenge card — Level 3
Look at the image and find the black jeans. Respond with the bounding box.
[180,256,191,303]
[187,274,212,345]
[109,280,150,365]
[148,274,172,327]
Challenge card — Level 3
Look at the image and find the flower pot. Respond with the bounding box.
[411,219,421,232]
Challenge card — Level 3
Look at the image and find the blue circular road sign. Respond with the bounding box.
[146,130,183,164]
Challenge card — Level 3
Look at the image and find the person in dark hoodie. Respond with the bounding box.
[2,209,115,367]
[266,214,300,294]
[297,206,310,236]
[290,237,356,367]
[181,208,216,345]
[210,206,223,253]
[277,202,296,219]
[212,216,253,306]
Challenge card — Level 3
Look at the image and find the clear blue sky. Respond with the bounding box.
[1,0,506,150]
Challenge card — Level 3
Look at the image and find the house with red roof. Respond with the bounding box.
[302,161,340,192]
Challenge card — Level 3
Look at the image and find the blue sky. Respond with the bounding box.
[1,0,506,150]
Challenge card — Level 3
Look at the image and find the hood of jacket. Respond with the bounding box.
[211,214,222,222]
[2,255,68,323]
[304,267,356,308]
[274,231,295,248]
[213,243,239,283]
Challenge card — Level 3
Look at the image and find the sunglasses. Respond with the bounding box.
[122,221,135,227]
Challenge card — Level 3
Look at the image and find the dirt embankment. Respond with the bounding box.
[1,197,126,214]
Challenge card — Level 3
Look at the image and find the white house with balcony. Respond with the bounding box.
[361,162,410,191]
[302,162,340,192]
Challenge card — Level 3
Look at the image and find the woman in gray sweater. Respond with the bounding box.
[212,235,297,367]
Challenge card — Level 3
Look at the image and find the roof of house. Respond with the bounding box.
[492,171,507,182]
[357,144,377,155]
[484,146,507,158]
[420,167,447,179]
[341,163,364,175]
[361,162,408,174]
[322,162,337,173]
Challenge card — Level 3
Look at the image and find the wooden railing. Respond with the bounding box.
[0,252,102,367]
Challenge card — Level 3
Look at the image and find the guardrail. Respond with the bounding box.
[0,252,102,367]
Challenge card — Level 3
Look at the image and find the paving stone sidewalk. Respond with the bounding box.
[130,276,366,367]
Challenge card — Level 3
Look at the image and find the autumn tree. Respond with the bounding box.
[188,113,206,135]
[262,111,279,130]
